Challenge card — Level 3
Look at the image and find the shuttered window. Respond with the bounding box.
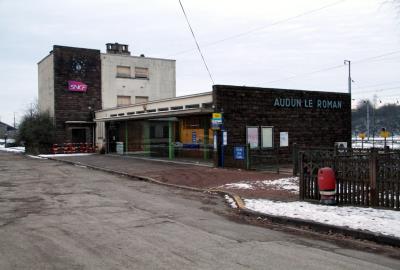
[135,96,148,104]
[117,95,131,106]
[116,66,131,78]
[135,67,149,79]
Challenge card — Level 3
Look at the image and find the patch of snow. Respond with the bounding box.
[261,177,299,193]
[245,199,400,238]
[224,195,237,208]
[39,153,94,158]
[27,155,47,159]
[0,146,25,153]
[74,164,87,168]
[222,183,254,190]
[220,177,299,193]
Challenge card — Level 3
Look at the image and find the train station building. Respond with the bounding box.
[38,43,351,168]
[94,85,351,168]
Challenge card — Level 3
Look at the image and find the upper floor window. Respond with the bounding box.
[117,95,131,107]
[135,96,149,104]
[116,66,131,78]
[135,67,149,79]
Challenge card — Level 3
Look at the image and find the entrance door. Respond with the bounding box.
[72,128,87,143]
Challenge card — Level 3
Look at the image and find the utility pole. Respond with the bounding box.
[372,95,377,148]
[13,112,16,128]
[366,101,370,139]
[344,60,351,95]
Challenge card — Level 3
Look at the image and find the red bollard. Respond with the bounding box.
[318,167,336,205]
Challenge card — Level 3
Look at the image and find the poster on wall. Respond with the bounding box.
[280,132,289,147]
[261,127,273,148]
[247,127,259,149]
[223,131,228,146]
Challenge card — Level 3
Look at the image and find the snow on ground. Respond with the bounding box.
[222,183,255,190]
[220,177,299,193]
[352,137,400,149]
[0,146,25,153]
[224,195,237,208]
[27,155,47,159]
[244,199,400,238]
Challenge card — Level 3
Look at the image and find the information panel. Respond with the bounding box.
[247,127,259,149]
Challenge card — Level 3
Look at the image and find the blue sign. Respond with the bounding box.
[234,146,245,160]
[192,131,197,143]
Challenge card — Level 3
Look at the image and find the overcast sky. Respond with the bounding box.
[0,0,399,125]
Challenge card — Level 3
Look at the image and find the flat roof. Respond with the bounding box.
[95,92,212,113]
[100,53,175,62]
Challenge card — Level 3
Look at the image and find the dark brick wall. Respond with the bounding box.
[53,46,101,143]
[212,85,351,168]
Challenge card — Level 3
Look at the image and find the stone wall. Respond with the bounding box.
[53,46,101,143]
[212,85,351,168]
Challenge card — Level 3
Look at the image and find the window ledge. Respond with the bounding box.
[116,76,149,80]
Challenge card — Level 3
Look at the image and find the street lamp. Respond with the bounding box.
[344,60,352,95]
[4,132,8,148]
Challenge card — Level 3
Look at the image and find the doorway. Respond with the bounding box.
[71,128,87,143]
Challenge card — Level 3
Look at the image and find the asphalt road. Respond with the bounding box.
[0,152,399,270]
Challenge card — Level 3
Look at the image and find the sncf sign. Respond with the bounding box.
[68,80,87,92]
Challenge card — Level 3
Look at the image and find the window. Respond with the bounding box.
[135,96,148,104]
[116,66,131,78]
[135,67,149,79]
[117,95,131,107]
[246,126,259,149]
[261,126,274,148]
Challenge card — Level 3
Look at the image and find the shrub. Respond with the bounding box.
[17,105,55,154]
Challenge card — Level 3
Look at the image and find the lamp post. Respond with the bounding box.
[344,60,352,95]
[4,132,8,148]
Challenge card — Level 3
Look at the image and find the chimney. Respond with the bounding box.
[106,42,131,55]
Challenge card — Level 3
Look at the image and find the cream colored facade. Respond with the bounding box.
[37,53,54,117]
[101,53,176,109]
[94,92,212,149]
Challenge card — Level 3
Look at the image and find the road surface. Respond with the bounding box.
[0,152,399,269]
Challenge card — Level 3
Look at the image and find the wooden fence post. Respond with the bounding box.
[299,152,304,200]
[292,143,298,176]
[369,151,378,207]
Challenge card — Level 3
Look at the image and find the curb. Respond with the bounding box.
[44,155,400,248]
[238,207,400,248]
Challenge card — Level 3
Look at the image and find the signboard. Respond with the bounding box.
[211,112,223,130]
[280,132,289,147]
[68,80,87,92]
[222,131,227,146]
[273,98,342,109]
[116,142,124,155]
[380,130,390,138]
[247,127,259,149]
[358,132,366,139]
[211,120,221,130]
[212,113,222,120]
[192,131,197,143]
[234,146,245,160]
[261,127,273,148]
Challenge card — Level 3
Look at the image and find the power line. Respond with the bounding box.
[352,80,400,90]
[352,86,400,95]
[178,0,215,85]
[168,0,346,58]
[257,49,400,86]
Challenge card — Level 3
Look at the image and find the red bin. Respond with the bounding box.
[318,167,336,205]
[318,167,336,191]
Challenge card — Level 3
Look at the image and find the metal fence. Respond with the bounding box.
[299,148,400,210]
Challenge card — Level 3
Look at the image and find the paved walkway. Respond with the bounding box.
[51,154,297,200]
